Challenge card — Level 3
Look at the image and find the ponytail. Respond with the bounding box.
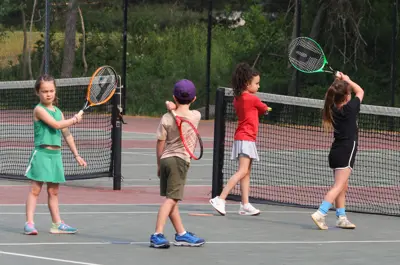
[322,87,335,131]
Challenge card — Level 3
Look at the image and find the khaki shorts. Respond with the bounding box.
[159,156,190,200]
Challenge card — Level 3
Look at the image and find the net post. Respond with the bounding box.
[112,76,123,190]
[211,87,226,198]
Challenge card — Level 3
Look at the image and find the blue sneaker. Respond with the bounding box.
[49,221,78,234]
[150,234,170,248]
[174,232,205,247]
[24,222,38,235]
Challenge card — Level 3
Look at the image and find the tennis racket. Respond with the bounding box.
[169,108,203,160]
[288,37,339,76]
[78,65,118,115]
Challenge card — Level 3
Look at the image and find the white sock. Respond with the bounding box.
[178,231,187,236]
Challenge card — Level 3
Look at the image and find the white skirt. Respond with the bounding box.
[231,140,260,161]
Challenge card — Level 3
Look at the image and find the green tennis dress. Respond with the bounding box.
[25,103,65,183]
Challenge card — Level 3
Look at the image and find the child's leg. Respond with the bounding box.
[334,179,355,229]
[47,183,77,234]
[322,168,351,209]
[311,168,351,230]
[210,156,251,215]
[47,183,62,224]
[240,159,252,205]
[169,202,185,235]
[154,198,177,234]
[171,202,205,247]
[335,179,348,216]
[238,160,260,215]
[219,156,251,200]
[26,181,43,224]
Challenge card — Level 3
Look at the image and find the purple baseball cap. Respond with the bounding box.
[173,79,196,101]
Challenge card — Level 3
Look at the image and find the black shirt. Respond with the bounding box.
[331,97,361,141]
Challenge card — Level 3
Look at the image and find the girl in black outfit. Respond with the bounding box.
[311,72,364,230]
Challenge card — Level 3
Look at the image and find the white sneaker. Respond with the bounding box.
[311,211,328,230]
[336,216,356,229]
[238,203,260,216]
[209,196,226,215]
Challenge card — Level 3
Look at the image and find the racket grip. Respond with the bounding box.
[78,110,84,116]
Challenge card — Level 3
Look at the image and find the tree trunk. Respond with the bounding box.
[28,0,37,80]
[287,2,327,95]
[287,0,300,96]
[78,6,88,76]
[60,0,78,78]
[21,5,28,80]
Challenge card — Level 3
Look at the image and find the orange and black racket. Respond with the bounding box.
[169,108,203,160]
[78,66,118,115]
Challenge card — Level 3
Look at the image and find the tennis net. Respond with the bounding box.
[212,87,400,216]
[0,77,115,181]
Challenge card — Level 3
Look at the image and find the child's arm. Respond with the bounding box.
[337,72,364,102]
[61,113,87,167]
[35,107,82,130]
[253,97,269,115]
[165,101,176,111]
[156,139,165,176]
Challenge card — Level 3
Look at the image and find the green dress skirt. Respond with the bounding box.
[25,147,65,183]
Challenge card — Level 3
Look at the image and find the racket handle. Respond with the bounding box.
[78,110,84,116]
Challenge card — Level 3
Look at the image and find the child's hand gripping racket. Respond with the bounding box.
[78,65,118,115]
[288,37,340,77]
[167,103,203,160]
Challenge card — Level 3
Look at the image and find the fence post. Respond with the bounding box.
[122,0,128,114]
[205,0,213,120]
[295,0,301,96]
[391,0,397,107]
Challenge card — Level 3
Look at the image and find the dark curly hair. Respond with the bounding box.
[231,62,260,97]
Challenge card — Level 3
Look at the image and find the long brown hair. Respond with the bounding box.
[231,62,260,97]
[34,74,59,106]
[322,79,350,131]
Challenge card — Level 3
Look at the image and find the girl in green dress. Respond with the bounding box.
[24,74,87,235]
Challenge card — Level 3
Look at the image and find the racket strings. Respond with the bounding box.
[181,121,201,158]
[89,67,117,104]
[288,38,325,72]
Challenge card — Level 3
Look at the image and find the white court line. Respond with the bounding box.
[122,151,213,161]
[0,240,400,247]
[122,163,212,166]
[0,182,210,187]
[122,147,214,150]
[123,131,156,135]
[0,250,102,265]
[0,203,285,206]
[0,210,308,215]
[123,151,214,154]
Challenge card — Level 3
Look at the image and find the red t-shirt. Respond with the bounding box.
[233,92,268,142]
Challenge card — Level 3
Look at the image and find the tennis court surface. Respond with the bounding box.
[0,116,399,264]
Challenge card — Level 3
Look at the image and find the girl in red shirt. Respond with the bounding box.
[210,63,269,216]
